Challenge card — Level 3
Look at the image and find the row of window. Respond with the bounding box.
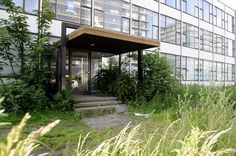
[161,15,235,56]
[165,0,234,32]
[162,53,235,82]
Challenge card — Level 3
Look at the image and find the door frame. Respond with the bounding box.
[68,49,91,95]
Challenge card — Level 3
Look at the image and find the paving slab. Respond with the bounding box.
[82,114,131,129]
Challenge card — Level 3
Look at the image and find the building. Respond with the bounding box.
[0,0,235,93]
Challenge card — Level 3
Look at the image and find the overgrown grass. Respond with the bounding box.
[0,85,236,155]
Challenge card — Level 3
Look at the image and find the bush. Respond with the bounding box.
[51,90,75,111]
[0,80,48,114]
[140,52,180,101]
[95,67,137,101]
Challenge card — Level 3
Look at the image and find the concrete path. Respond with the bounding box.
[81,114,131,129]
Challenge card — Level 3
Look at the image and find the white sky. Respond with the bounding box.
[219,0,236,10]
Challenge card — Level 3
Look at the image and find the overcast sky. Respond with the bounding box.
[220,0,236,10]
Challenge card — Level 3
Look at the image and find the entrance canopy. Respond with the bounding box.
[56,26,160,54]
[55,24,160,92]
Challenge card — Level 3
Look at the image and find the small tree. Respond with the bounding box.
[140,51,180,101]
[0,0,29,79]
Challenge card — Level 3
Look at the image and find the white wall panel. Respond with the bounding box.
[225,56,235,64]
[159,42,181,55]
[225,31,235,40]
[132,0,158,12]
[159,3,181,20]
[214,26,224,36]
[199,20,213,32]
[182,47,198,58]
[182,13,198,26]
[214,54,224,62]
[199,51,213,61]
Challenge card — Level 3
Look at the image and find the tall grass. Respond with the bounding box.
[0,113,60,156]
[76,122,235,156]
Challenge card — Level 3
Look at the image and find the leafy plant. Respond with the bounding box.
[0,80,48,114]
[51,90,75,111]
[141,52,180,101]
[0,0,30,76]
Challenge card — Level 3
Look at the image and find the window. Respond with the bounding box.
[160,15,181,45]
[165,0,180,10]
[94,10,104,28]
[214,7,225,29]
[122,1,130,17]
[187,58,195,81]
[183,0,198,17]
[122,18,130,33]
[56,0,80,22]
[226,39,233,56]
[214,34,225,55]
[104,0,122,32]
[80,7,91,25]
[13,0,23,7]
[182,56,187,80]
[202,0,212,23]
[227,14,233,32]
[216,62,223,81]
[203,60,212,81]
[132,5,158,38]
[200,29,213,52]
[25,0,38,13]
[183,23,199,49]
[81,0,91,7]
[166,54,176,75]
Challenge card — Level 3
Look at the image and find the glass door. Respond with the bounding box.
[70,51,89,94]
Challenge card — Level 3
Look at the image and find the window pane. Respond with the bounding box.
[94,10,104,28]
[25,0,38,13]
[165,0,175,8]
[122,18,130,33]
[81,7,91,25]
[13,0,23,7]
[56,0,80,22]
[187,58,195,81]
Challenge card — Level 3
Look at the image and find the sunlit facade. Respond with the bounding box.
[0,0,235,85]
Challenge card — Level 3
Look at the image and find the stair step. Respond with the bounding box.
[75,100,122,108]
[75,105,116,117]
[75,96,117,102]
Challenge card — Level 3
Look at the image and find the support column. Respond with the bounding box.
[88,51,92,94]
[60,23,67,91]
[119,54,122,73]
[138,49,143,83]
[68,48,72,88]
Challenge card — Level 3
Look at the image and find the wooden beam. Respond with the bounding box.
[68,26,160,48]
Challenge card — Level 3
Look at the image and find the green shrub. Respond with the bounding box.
[0,80,48,114]
[51,90,75,111]
[95,67,137,101]
[141,52,180,101]
[95,67,120,95]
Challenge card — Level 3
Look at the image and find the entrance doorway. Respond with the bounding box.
[68,51,89,94]
[67,50,119,95]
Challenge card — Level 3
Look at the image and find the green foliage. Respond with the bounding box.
[52,90,75,112]
[141,52,180,101]
[0,0,29,75]
[95,67,120,95]
[0,0,74,113]
[95,66,137,101]
[0,80,48,114]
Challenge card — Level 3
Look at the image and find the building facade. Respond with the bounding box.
[0,0,235,86]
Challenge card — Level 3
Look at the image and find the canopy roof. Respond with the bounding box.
[56,26,160,54]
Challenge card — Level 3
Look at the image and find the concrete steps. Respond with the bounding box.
[74,95,128,117]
